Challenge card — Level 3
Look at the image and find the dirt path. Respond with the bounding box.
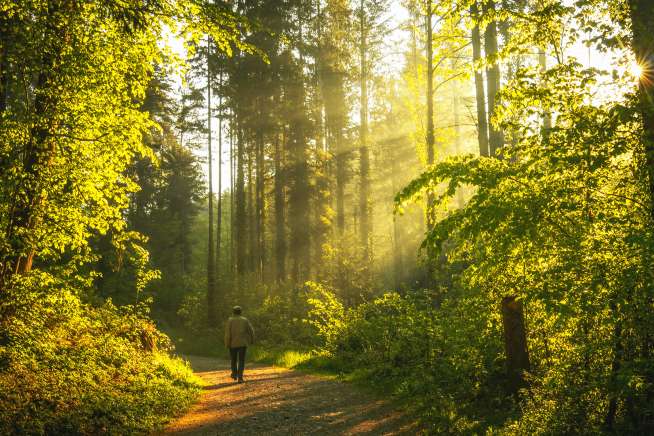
[161,355,422,435]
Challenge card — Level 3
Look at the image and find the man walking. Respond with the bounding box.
[224,306,255,383]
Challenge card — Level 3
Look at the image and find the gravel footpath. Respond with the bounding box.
[160,355,421,435]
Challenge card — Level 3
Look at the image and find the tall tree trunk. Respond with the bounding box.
[230,111,236,276]
[274,127,286,283]
[215,71,223,312]
[288,8,311,285]
[235,127,246,277]
[247,141,256,274]
[322,0,348,236]
[484,0,503,157]
[425,0,435,231]
[390,133,403,289]
[0,16,11,114]
[470,1,489,157]
[539,50,552,138]
[256,120,265,282]
[0,8,66,288]
[288,78,311,284]
[206,38,217,326]
[453,94,465,208]
[628,0,654,219]
[359,0,371,261]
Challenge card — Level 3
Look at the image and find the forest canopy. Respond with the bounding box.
[1,0,654,433]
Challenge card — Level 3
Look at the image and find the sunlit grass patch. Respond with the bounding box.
[249,346,313,368]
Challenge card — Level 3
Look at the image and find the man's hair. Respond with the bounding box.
[232,306,242,315]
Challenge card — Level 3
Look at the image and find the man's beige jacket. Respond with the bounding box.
[224,316,255,348]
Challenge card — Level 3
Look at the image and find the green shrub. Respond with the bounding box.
[0,272,201,434]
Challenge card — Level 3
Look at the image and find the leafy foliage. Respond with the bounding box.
[0,272,200,434]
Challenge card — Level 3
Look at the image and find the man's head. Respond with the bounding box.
[232,306,242,316]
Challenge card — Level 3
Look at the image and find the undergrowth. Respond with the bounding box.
[0,273,201,434]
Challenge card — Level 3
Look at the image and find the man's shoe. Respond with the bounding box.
[230,373,237,380]
[237,377,244,383]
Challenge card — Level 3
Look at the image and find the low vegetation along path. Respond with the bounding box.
[161,355,421,435]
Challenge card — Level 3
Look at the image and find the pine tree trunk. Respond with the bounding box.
[359,0,371,260]
[453,94,465,208]
[215,71,223,312]
[230,112,236,276]
[470,1,489,157]
[247,142,256,274]
[274,127,286,283]
[235,127,247,277]
[206,38,217,326]
[484,0,503,157]
[425,1,436,232]
[256,122,265,282]
[288,79,311,283]
[288,9,311,285]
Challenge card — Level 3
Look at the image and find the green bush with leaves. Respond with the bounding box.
[304,283,507,433]
[0,272,200,434]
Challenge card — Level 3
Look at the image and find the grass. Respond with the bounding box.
[163,325,345,375]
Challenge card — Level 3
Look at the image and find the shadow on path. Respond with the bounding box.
[160,355,421,435]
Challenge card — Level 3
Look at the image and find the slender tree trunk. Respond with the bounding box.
[322,0,348,236]
[470,1,489,157]
[289,78,311,283]
[274,127,286,283]
[484,0,503,157]
[425,1,435,230]
[539,50,552,138]
[359,0,371,261]
[215,71,223,313]
[390,133,403,289]
[206,38,217,326]
[247,142,256,274]
[288,8,311,285]
[230,111,236,276]
[256,119,265,282]
[235,127,246,277]
[0,16,11,114]
[453,93,465,208]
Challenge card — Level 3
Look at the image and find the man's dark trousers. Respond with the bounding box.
[229,346,247,379]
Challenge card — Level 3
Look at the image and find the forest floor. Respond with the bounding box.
[160,355,422,435]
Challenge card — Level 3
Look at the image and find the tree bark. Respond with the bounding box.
[359,0,371,260]
[470,1,489,157]
[235,127,246,277]
[256,121,265,282]
[425,0,437,250]
[0,9,64,288]
[274,128,286,283]
[216,70,223,312]
[501,296,531,395]
[628,0,654,219]
[484,0,503,157]
[539,50,552,135]
[206,38,217,326]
